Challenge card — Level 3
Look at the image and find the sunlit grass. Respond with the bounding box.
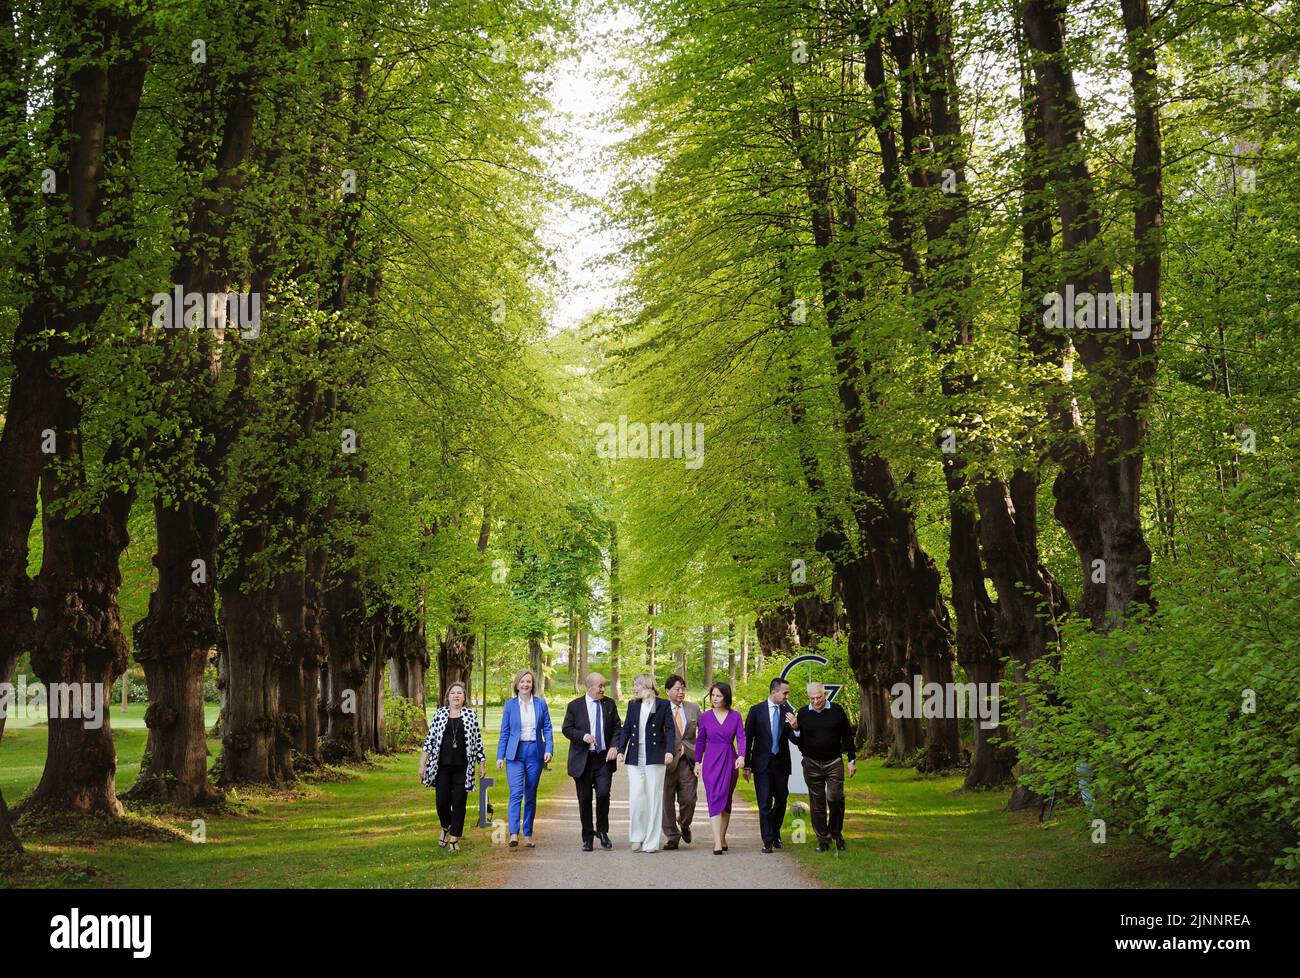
[2,710,566,888]
[737,759,1218,888]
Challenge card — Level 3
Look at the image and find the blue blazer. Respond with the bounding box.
[497,696,554,763]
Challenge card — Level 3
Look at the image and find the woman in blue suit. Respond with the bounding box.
[496,668,553,848]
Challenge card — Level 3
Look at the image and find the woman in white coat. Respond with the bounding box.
[616,673,676,853]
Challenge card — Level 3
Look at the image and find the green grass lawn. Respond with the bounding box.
[2,703,567,888]
[735,759,1221,888]
[5,694,1226,888]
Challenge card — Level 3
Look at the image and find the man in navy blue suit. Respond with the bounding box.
[743,677,797,853]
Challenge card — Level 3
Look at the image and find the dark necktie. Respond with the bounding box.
[594,702,603,751]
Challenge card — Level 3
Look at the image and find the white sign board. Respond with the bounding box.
[781,653,842,795]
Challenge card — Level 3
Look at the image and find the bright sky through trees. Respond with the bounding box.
[538,5,642,335]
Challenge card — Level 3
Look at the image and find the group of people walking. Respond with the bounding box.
[419,669,856,855]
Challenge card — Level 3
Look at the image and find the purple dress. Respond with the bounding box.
[695,709,746,817]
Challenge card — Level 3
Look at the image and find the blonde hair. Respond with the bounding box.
[632,673,658,696]
[444,681,468,706]
[512,668,538,696]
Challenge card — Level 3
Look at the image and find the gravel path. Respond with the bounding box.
[503,764,820,889]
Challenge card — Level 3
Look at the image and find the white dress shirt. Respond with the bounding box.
[585,694,602,750]
[637,699,651,765]
[519,696,536,742]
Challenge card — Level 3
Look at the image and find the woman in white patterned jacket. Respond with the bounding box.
[419,682,486,852]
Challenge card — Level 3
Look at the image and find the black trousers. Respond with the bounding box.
[574,751,613,841]
[753,759,790,846]
[435,764,468,836]
[803,756,845,844]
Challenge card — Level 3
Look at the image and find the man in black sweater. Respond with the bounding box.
[791,681,856,852]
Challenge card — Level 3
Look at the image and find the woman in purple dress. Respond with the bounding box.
[694,681,746,855]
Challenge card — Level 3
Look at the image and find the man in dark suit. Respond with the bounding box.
[561,672,621,851]
[743,677,797,853]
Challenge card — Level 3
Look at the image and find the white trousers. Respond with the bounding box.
[626,763,666,852]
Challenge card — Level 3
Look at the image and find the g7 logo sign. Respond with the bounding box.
[779,653,841,703]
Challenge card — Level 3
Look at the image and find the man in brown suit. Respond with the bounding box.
[661,674,700,849]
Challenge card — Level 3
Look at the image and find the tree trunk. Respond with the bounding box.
[529,638,542,682]
[702,623,714,689]
[217,582,293,785]
[976,472,1067,807]
[0,786,19,853]
[388,593,429,737]
[578,628,589,684]
[609,526,621,698]
[727,621,736,687]
[213,623,228,740]
[15,1,149,819]
[319,568,370,765]
[127,502,223,806]
[755,608,797,660]
[858,680,890,758]
[1022,0,1161,629]
[356,619,388,755]
[739,621,749,678]
[275,568,329,770]
[25,492,132,816]
[568,612,578,690]
[438,609,476,705]
[645,603,656,671]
